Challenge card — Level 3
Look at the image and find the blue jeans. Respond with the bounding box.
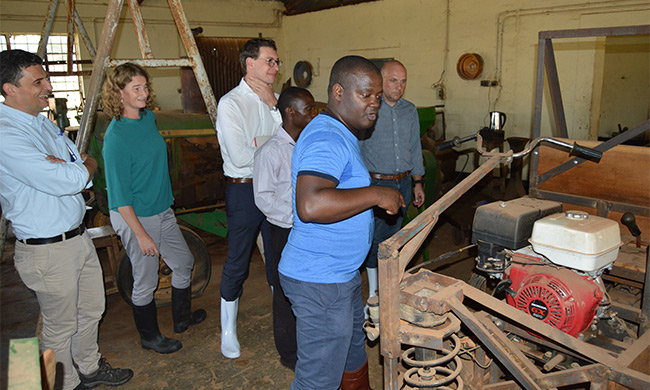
[366,175,412,269]
[280,272,367,390]
[220,182,273,301]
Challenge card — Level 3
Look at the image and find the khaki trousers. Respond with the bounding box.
[14,232,105,390]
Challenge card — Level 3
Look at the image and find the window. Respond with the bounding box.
[0,34,85,128]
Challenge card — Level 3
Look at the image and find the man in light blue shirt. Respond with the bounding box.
[0,49,132,390]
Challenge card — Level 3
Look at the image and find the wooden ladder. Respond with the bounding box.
[74,0,218,154]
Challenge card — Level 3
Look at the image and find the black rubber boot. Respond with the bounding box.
[172,286,207,333]
[132,301,182,354]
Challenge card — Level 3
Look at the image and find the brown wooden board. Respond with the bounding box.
[537,139,650,242]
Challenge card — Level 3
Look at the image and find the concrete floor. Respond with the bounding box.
[1,193,480,389]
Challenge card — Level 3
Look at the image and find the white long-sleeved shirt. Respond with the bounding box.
[0,103,90,239]
[253,125,294,229]
[216,78,281,178]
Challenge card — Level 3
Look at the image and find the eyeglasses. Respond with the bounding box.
[262,58,283,68]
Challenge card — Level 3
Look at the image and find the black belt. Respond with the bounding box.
[20,225,85,245]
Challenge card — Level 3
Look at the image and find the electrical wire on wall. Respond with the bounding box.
[431,0,450,101]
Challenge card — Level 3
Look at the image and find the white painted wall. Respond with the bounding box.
[1,0,648,172]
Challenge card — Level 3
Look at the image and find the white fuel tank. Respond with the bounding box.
[529,211,622,272]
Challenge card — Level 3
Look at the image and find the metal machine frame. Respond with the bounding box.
[377,25,650,389]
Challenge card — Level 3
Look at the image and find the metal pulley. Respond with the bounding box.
[293,60,313,88]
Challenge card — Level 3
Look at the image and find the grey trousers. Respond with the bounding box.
[110,208,194,306]
[14,232,104,390]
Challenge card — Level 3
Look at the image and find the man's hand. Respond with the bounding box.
[46,155,66,163]
[81,153,98,181]
[245,76,278,109]
[412,183,425,208]
[374,186,405,215]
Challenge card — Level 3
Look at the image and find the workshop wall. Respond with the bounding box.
[1,0,648,174]
[0,0,283,110]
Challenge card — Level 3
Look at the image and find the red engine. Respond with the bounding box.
[505,254,603,337]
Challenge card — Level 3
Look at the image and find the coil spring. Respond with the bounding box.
[402,333,464,389]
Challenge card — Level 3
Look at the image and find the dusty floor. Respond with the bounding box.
[1,190,481,390]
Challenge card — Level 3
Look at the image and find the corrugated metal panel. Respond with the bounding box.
[181,37,248,113]
[278,0,379,16]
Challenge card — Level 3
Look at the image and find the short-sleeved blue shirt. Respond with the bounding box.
[279,112,374,284]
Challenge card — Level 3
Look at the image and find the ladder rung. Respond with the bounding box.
[107,58,194,68]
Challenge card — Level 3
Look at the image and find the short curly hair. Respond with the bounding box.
[102,63,156,119]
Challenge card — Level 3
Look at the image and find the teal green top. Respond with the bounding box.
[103,109,173,217]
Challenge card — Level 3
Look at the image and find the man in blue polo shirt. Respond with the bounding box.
[279,56,404,390]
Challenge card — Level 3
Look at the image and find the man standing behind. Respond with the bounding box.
[216,38,282,359]
[253,87,317,370]
[279,56,404,390]
[359,60,425,314]
[0,49,133,390]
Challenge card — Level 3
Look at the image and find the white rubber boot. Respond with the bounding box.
[220,297,241,359]
[364,268,378,320]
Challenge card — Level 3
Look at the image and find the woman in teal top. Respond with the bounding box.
[102,63,206,354]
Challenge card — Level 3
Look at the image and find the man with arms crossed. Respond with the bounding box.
[359,60,425,315]
[253,87,317,370]
[216,38,282,359]
[0,49,133,390]
[279,56,404,390]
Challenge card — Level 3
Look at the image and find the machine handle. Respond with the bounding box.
[621,212,642,237]
[437,134,478,152]
[569,142,602,163]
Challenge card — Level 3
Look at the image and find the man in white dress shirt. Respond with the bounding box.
[215,38,283,359]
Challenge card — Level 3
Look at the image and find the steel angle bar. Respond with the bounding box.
[446,299,543,390]
[535,119,650,186]
[539,25,650,40]
[543,39,567,138]
[483,364,607,390]
[107,58,193,67]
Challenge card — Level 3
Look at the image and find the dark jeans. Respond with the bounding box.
[220,182,273,301]
[268,223,297,366]
[365,175,412,269]
[280,272,366,390]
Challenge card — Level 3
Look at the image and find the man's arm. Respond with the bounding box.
[295,175,405,224]
[216,99,256,170]
[0,131,90,196]
[46,153,96,187]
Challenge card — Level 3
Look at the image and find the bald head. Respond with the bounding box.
[381,60,407,106]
